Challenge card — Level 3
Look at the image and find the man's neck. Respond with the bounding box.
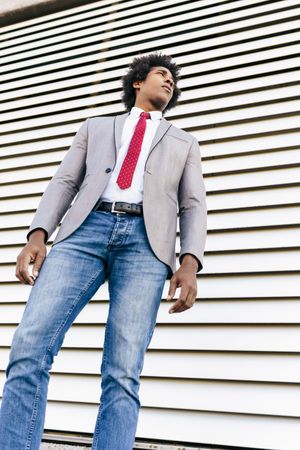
[133,100,164,113]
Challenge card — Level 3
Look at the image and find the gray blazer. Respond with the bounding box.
[26,113,207,279]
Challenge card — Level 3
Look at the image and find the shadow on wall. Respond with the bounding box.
[0,0,97,27]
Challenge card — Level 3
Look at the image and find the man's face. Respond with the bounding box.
[133,66,175,110]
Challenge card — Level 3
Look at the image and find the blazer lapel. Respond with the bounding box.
[147,116,172,156]
[114,112,129,158]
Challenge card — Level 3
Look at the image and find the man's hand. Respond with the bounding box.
[15,230,47,285]
[167,254,198,314]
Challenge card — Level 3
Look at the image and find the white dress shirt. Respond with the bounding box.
[99,106,162,204]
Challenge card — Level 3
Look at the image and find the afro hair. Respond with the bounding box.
[121,52,181,114]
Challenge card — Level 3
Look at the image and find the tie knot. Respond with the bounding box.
[140,112,151,120]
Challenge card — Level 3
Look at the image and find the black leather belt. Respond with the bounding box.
[95,201,143,216]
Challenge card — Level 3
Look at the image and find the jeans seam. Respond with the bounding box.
[92,313,111,447]
[25,266,103,449]
[107,218,119,247]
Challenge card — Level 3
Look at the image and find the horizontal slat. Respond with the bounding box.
[2,81,300,126]
[201,132,300,158]
[207,206,300,230]
[0,123,91,146]
[0,181,49,198]
[46,348,300,384]
[2,184,300,214]
[2,146,300,186]
[2,16,300,89]
[1,157,300,190]
[1,0,293,54]
[0,225,298,253]
[39,376,300,417]
[0,165,62,184]
[2,264,300,302]
[207,186,300,210]
[2,321,300,351]
[2,60,300,114]
[2,273,299,300]
[0,0,230,38]
[2,347,300,383]
[203,149,300,174]
[0,1,208,57]
[1,249,300,281]
[2,372,299,418]
[204,227,300,251]
[0,137,72,158]
[2,30,300,98]
[33,402,300,447]
[1,225,299,253]
[1,298,300,325]
[205,167,300,191]
[208,206,300,229]
[3,104,300,147]
[2,4,300,75]
[178,111,300,141]
[1,68,300,129]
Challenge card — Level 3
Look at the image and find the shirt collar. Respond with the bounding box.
[130,106,162,121]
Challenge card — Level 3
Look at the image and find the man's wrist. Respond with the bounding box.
[28,228,47,243]
[180,253,198,272]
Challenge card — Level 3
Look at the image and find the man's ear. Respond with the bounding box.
[133,80,141,89]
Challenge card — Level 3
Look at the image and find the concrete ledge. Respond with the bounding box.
[40,440,232,450]
[40,444,223,450]
[40,432,253,449]
[40,433,227,450]
[41,445,90,450]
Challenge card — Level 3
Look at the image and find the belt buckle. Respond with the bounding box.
[111,201,126,214]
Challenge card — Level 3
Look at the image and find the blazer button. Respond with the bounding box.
[105,168,112,173]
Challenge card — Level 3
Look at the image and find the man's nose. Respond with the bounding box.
[166,77,174,89]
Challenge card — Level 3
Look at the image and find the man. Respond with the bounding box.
[0,52,207,449]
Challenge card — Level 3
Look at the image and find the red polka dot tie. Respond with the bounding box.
[116,111,151,189]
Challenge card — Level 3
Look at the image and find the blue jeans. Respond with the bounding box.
[0,210,169,450]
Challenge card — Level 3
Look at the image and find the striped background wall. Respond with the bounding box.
[1,0,300,448]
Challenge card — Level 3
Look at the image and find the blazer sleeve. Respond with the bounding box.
[178,136,207,272]
[26,118,89,244]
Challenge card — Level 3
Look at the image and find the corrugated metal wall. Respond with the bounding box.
[1,0,300,448]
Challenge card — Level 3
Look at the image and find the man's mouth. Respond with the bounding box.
[162,85,172,94]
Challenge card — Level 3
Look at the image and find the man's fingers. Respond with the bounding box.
[169,284,197,313]
[167,276,179,301]
[15,255,28,284]
[32,254,46,277]
[169,285,189,313]
[17,253,35,285]
[15,240,47,286]
[185,288,197,309]
[16,250,46,285]
[169,298,188,313]
[15,258,26,284]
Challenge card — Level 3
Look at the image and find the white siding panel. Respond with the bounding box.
[2,298,300,325]
[3,347,300,383]
[3,370,300,417]
[29,403,300,449]
[1,0,300,448]
[3,5,300,72]
[7,372,300,421]
[1,0,295,53]
[3,322,300,352]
